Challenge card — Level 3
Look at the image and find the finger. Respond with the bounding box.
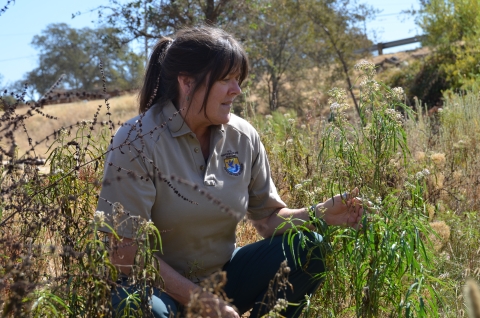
[342,187,359,200]
[348,210,363,229]
[357,199,376,213]
[351,187,359,197]
[349,215,362,230]
[355,217,363,230]
[347,198,363,211]
[351,197,373,211]
[353,204,362,215]
[351,197,363,205]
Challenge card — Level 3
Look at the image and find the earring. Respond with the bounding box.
[186,96,190,101]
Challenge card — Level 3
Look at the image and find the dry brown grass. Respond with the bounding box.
[236,220,261,247]
[429,221,451,252]
[7,94,139,159]
[464,279,480,318]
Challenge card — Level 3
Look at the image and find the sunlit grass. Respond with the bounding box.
[2,68,480,316]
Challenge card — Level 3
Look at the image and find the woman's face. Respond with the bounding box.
[188,72,242,127]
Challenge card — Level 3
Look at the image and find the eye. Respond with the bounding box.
[221,73,241,83]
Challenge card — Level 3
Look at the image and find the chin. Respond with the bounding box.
[218,113,231,124]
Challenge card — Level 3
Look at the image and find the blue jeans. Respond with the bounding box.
[112,231,325,318]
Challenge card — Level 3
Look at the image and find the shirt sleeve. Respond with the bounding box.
[96,123,156,238]
[246,132,286,220]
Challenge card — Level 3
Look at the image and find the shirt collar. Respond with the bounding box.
[162,100,191,137]
[161,100,226,138]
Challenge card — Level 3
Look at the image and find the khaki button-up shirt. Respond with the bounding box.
[97,101,285,282]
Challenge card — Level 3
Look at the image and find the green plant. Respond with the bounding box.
[4,52,480,317]
[255,61,441,317]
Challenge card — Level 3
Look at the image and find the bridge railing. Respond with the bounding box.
[355,35,426,55]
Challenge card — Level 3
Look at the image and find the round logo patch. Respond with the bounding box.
[222,151,243,176]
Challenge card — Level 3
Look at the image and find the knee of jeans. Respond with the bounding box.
[151,293,178,318]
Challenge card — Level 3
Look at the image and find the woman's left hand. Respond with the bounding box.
[316,187,364,229]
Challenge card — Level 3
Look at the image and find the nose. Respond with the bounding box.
[230,80,241,96]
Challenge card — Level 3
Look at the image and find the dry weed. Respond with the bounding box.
[429,221,451,252]
[9,94,138,157]
[464,279,480,318]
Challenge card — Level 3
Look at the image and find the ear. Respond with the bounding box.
[177,74,194,97]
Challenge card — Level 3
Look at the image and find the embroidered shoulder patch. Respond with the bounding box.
[221,150,243,176]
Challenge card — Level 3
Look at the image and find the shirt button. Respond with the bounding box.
[200,165,204,171]
[194,147,200,153]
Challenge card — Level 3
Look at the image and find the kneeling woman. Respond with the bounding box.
[96,25,363,318]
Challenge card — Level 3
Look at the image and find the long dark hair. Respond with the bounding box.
[138,25,249,114]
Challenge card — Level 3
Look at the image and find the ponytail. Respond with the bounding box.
[138,37,173,113]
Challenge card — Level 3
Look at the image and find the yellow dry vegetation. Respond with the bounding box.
[9,94,139,158]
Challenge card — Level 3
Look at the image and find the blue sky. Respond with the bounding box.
[0,0,422,86]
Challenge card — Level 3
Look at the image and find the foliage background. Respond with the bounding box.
[1,0,480,317]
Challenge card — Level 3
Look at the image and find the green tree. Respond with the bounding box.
[303,0,374,117]
[91,0,249,56]
[243,0,374,112]
[0,74,15,110]
[91,0,375,113]
[417,0,480,92]
[26,23,144,95]
[244,0,313,110]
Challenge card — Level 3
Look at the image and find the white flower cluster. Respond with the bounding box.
[384,108,404,124]
[93,210,105,226]
[330,102,341,111]
[415,168,431,180]
[78,119,93,128]
[59,128,69,136]
[354,60,376,79]
[385,87,404,101]
[359,79,381,92]
[327,87,348,105]
[273,299,288,312]
[294,179,313,191]
[392,87,404,100]
[355,60,376,73]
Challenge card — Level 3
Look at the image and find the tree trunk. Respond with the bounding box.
[269,75,280,110]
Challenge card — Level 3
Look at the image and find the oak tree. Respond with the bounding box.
[25,23,144,95]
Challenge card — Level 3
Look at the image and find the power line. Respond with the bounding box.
[377,11,412,18]
[0,32,36,36]
[0,55,36,62]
